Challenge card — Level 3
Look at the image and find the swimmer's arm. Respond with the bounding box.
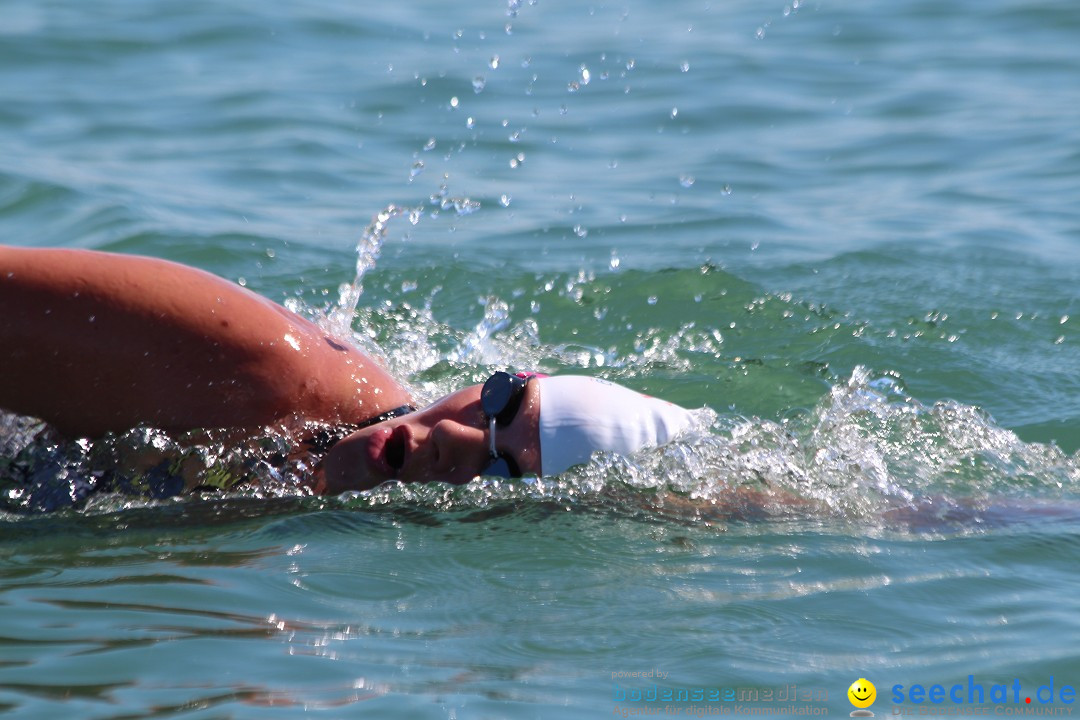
[0,246,413,437]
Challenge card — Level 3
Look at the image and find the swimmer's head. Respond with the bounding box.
[535,375,694,476]
[318,377,542,493]
[317,373,692,493]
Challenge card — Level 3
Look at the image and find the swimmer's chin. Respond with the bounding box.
[315,433,389,495]
[314,461,388,495]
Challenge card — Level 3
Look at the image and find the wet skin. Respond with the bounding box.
[316,379,542,494]
[0,246,413,437]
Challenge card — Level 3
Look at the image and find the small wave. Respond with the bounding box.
[328,366,1080,531]
[4,319,1077,529]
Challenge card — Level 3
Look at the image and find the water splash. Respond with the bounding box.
[326,193,478,341]
[340,367,1080,529]
[669,366,1080,519]
[327,204,418,339]
[4,365,1078,525]
[446,297,512,365]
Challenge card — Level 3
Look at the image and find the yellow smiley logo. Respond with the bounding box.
[848,678,876,709]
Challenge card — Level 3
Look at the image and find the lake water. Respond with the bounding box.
[2,0,1080,717]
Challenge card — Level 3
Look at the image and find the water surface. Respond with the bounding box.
[2,0,1080,717]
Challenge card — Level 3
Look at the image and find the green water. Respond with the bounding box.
[3,0,1080,717]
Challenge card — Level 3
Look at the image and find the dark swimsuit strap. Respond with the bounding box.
[355,404,417,429]
[301,404,417,454]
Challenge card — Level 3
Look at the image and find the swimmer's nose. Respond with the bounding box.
[429,419,488,482]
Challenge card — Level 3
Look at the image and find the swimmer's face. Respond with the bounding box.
[318,380,541,493]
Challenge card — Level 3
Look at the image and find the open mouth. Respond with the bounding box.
[384,427,407,475]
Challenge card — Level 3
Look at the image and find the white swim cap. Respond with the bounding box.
[537,375,694,476]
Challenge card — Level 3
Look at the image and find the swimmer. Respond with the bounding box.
[0,245,694,495]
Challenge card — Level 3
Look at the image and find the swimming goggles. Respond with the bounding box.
[480,371,532,478]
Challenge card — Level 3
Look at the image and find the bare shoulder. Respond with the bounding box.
[0,246,413,436]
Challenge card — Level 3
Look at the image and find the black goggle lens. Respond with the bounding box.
[479,372,530,478]
[481,371,527,426]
